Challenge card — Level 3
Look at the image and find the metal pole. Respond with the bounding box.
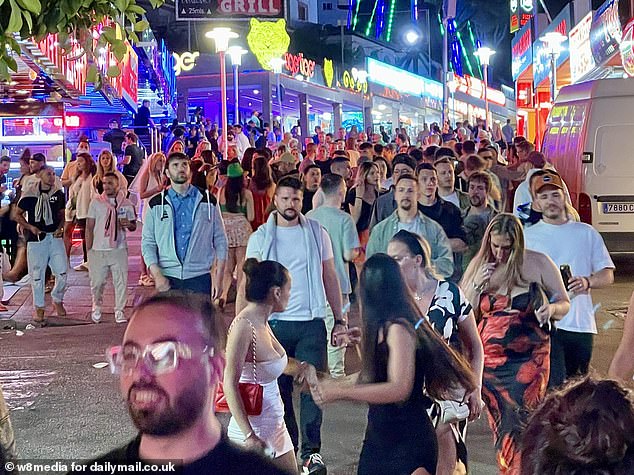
[219,50,228,158]
[451,90,455,127]
[441,17,448,127]
[277,73,283,133]
[233,63,240,125]
[550,52,557,100]
[426,9,431,77]
[483,63,489,129]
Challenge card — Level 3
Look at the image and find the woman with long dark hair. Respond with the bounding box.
[388,230,484,475]
[461,213,570,473]
[217,162,254,309]
[311,253,477,475]
[68,152,97,270]
[248,154,275,230]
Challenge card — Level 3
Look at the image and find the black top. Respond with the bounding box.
[17,188,65,242]
[75,435,290,475]
[123,144,145,177]
[419,197,467,241]
[302,189,316,214]
[345,187,377,233]
[134,105,151,127]
[103,129,126,155]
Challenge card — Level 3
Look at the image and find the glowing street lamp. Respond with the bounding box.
[270,57,286,133]
[205,27,238,158]
[540,31,567,101]
[474,46,496,128]
[227,46,247,126]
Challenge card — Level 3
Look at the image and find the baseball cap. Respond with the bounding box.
[31,153,46,162]
[227,162,244,178]
[531,170,564,195]
[279,152,296,164]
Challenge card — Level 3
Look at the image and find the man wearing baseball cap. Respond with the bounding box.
[524,169,615,388]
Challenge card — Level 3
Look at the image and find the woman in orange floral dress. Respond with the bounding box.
[461,214,570,474]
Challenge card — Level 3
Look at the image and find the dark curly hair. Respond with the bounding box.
[520,376,634,474]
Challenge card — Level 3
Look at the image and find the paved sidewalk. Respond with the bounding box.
[0,228,153,329]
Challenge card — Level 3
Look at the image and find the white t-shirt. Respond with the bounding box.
[524,220,614,333]
[398,217,424,237]
[246,224,334,321]
[87,198,136,251]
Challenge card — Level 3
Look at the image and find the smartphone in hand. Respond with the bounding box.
[560,264,572,288]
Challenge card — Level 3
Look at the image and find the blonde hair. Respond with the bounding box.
[96,149,116,177]
[355,161,380,192]
[461,213,527,308]
[194,140,211,157]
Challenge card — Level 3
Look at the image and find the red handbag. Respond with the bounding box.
[215,319,264,416]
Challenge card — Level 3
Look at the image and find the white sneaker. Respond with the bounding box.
[74,261,89,272]
[115,311,127,323]
[91,309,102,323]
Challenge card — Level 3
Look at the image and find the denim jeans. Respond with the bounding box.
[167,273,211,295]
[269,319,327,460]
[26,235,67,308]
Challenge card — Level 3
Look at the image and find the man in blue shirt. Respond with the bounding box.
[142,152,227,296]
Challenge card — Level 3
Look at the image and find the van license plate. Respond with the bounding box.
[603,203,634,213]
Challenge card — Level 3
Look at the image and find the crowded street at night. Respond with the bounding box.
[1,0,634,474]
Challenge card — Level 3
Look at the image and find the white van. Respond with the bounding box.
[542,78,634,253]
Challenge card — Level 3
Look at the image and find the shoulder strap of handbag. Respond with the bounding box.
[228,317,257,382]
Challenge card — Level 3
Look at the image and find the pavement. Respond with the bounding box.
[1,228,632,474]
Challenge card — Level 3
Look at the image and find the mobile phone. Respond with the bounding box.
[560,264,572,287]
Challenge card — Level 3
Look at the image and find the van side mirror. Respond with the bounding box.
[581,152,593,163]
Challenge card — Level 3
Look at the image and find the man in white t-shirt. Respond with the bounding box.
[524,170,614,388]
[236,176,344,475]
[86,173,137,324]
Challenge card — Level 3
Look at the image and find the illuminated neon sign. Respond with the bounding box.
[173,51,200,76]
[284,52,315,78]
[53,116,81,127]
[366,58,442,100]
[340,69,368,94]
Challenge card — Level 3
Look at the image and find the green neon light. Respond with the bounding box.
[456,32,475,77]
[353,0,362,30]
[438,13,444,36]
[386,0,396,41]
[366,0,379,37]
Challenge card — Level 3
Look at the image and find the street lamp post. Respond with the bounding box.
[540,32,567,101]
[474,46,496,129]
[270,57,286,134]
[205,27,238,159]
[446,71,457,128]
[228,46,247,126]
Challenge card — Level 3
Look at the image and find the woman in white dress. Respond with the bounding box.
[224,258,306,474]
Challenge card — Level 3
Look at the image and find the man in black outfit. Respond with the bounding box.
[120,132,145,186]
[134,99,154,136]
[103,119,126,159]
[416,162,467,281]
[77,292,289,474]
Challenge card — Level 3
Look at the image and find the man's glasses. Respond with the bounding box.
[107,341,214,376]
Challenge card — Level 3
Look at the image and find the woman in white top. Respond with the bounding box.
[92,150,127,195]
[134,152,166,286]
[67,152,96,270]
[225,258,308,474]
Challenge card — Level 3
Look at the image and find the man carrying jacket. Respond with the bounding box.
[142,152,227,297]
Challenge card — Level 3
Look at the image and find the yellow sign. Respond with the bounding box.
[340,69,368,94]
[173,51,200,76]
[323,58,334,88]
[247,18,290,70]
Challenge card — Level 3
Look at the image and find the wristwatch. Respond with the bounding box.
[334,318,347,326]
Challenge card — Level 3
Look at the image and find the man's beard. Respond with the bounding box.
[128,381,206,436]
[542,204,565,220]
[469,195,484,207]
[279,208,298,221]
[399,200,412,211]
[170,174,188,185]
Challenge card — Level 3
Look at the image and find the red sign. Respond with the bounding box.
[53,116,81,127]
[36,35,87,95]
[218,0,282,15]
[455,75,506,106]
[621,18,634,76]
[284,52,315,78]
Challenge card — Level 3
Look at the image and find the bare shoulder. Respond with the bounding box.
[523,249,557,277]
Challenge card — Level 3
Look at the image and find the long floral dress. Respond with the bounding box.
[478,291,550,474]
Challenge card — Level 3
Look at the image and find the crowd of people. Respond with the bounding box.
[0,116,633,475]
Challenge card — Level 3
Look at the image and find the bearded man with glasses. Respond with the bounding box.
[80,292,289,474]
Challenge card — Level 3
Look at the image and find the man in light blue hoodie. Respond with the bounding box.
[142,152,227,297]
